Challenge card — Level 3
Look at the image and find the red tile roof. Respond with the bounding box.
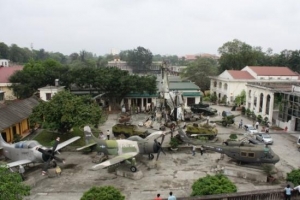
[0,66,23,83]
[248,66,297,76]
[185,55,198,60]
[227,70,254,79]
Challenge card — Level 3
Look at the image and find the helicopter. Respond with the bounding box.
[176,128,280,164]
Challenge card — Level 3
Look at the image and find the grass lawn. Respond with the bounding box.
[32,127,86,147]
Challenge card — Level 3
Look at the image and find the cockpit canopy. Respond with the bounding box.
[15,140,41,149]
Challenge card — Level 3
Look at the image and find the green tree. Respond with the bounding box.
[0,42,10,59]
[30,91,102,132]
[9,59,70,99]
[81,186,125,200]
[125,46,153,73]
[287,169,300,186]
[218,39,267,72]
[181,57,218,92]
[191,174,237,196]
[0,167,30,200]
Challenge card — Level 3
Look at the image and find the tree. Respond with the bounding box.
[9,59,70,99]
[191,174,237,196]
[81,186,125,200]
[0,167,30,200]
[125,46,153,73]
[218,39,267,72]
[30,91,102,133]
[0,42,10,59]
[181,57,218,92]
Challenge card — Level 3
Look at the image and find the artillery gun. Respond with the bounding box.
[185,123,218,140]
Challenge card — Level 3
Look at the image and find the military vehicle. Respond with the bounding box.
[191,107,217,116]
[112,123,149,139]
[212,114,240,127]
[191,102,209,109]
[185,123,218,140]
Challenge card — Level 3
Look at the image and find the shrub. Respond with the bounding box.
[169,137,179,149]
[191,174,237,196]
[81,186,125,200]
[287,169,300,186]
[229,134,237,140]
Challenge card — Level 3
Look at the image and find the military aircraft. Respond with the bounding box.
[77,125,167,172]
[176,128,280,164]
[0,133,80,174]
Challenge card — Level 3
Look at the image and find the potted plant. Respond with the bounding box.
[262,164,277,183]
[169,137,179,150]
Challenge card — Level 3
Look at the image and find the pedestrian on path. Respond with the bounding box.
[255,121,259,129]
[106,130,110,140]
[239,119,243,129]
[192,145,196,156]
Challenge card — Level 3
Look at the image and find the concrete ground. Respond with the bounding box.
[24,104,300,200]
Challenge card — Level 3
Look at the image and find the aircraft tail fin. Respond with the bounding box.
[83,125,97,145]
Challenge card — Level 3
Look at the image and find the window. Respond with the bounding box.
[248,152,255,158]
[241,152,247,157]
[46,93,52,100]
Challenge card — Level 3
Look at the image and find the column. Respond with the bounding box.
[255,92,259,114]
[268,94,274,123]
[141,98,144,112]
[262,93,267,115]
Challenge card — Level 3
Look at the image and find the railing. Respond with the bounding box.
[161,188,300,200]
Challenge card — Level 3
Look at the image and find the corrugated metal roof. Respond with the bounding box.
[0,97,40,131]
[169,82,200,90]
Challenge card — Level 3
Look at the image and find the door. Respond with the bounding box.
[295,118,300,131]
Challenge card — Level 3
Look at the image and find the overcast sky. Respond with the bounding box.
[1,0,300,57]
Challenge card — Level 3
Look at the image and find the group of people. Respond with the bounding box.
[154,192,176,200]
[192,145,204,156]
[284,184,300,200]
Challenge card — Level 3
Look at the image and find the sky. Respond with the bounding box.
[1,0,300,57]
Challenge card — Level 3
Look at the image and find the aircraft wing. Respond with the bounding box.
[76,142,97,151]
[54,136,81,152]
[5,159,32,168]
[91,152,138,170]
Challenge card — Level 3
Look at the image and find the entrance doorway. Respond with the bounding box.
[295,118,300,131]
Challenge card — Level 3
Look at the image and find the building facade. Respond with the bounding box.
[0,66,23,100]
[0,97,40,142]
[210,66,300,125]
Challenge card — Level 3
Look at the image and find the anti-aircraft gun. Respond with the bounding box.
[185,123,218,140]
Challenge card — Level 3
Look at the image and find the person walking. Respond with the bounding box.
[255,121,259,130]
[192,145,196,156]
[154,193,162,200]
[239,119,243,129]
[200,146,204,156]
[284,184,293,200]
[168,192,176,200]
[106,130,110,140]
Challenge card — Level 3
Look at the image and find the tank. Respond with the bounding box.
[112,123,149,139]
[185,123,218,140]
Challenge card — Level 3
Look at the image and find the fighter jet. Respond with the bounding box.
[77,125,167,172]
[177,128,280,164]
[0,133,80,174]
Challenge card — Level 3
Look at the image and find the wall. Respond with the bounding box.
[39,87,64,101]
[1,119,30,142]
[0,83,17,100]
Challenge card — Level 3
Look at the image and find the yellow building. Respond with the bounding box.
[0,97,40,142]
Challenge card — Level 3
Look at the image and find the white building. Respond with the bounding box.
[38,79,65,101]
[210,66,300,124]
[0,59,9,67]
